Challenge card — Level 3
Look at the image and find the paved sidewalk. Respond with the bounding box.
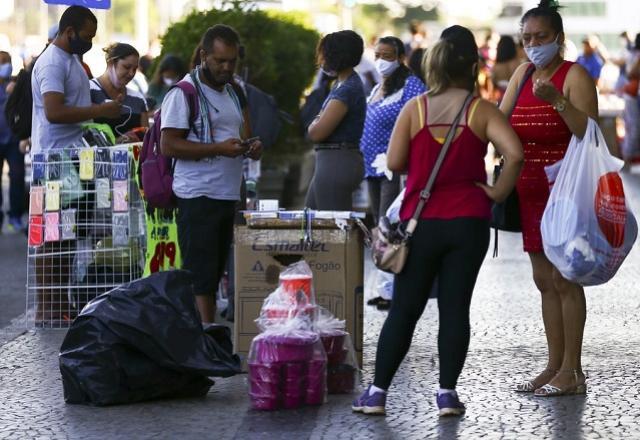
[2,174,640,439]
[0,225,28,345]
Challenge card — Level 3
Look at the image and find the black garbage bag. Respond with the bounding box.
[59,270,242,406]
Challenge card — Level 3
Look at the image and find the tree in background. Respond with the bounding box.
[157,4,319,117]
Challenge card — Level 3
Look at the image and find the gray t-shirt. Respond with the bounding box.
[31,44,91,154]
[161,73,244,201]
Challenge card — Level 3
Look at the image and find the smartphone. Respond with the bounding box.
[241,136,260,147]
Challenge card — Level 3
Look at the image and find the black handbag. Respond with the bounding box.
[490,64,535,256]
[490,157,521,232]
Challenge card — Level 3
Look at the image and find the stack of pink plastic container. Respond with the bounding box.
[248,332,327,410]
[315,310,359,395]
[248,261,328,411]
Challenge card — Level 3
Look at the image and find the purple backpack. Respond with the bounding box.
[139,81,199,209]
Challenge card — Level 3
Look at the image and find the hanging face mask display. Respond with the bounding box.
[69,30,92,56]
[375,59,399,77]
[525,35,560,69]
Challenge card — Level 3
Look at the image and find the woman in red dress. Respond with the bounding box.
[500,0,598,396]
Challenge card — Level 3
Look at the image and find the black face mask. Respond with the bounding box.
[69,30,92,56]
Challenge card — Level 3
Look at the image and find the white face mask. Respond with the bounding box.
[108,65,123,89]
[320,66,337,78]
[375,59,400,77]
[163,77,177,86]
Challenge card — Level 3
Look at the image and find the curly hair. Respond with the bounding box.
[317,30,364,72]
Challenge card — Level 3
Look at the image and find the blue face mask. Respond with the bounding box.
[525,35,560,69]
[0,63,12,79]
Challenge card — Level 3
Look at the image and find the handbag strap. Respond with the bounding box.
[405,92,474,236]
[496,63,535,171]
[507,63,535,117]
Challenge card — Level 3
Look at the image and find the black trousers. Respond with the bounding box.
[373,217,490,390]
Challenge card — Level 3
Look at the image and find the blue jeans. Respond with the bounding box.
[0,138,25,223]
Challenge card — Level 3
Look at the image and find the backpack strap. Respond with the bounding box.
[173,80,200,139]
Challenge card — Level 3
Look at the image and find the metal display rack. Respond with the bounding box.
[26,145,146,328]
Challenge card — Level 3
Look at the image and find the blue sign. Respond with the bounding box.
[44,0,111,9]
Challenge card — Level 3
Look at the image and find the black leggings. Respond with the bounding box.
[373,217,490,390]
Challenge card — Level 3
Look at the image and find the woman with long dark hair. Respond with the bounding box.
[361,36,426,225]
[361,36,425,310]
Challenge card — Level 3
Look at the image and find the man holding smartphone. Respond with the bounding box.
[161,24,262,323]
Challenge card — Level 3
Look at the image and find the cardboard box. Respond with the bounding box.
[234,222,364,367]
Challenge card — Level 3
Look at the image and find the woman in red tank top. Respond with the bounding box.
[500,1,598,396]
[352,25,523,418]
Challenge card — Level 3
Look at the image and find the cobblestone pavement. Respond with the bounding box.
[2,173,640,439]
[0,225,28,345]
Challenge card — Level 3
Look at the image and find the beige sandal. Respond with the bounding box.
[514,368,558,393]
[534,369,587,397]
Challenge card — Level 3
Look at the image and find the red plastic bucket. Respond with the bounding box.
[279,274,313,301]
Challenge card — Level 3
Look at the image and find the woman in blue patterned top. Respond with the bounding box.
[360,36,426,224]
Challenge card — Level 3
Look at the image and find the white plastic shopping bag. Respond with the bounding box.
[541,118,637,286]
[385,188,405,224]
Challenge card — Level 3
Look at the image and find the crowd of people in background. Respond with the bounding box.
[2,7,640,235]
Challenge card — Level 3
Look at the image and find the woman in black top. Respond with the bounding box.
[90,43,149,142]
